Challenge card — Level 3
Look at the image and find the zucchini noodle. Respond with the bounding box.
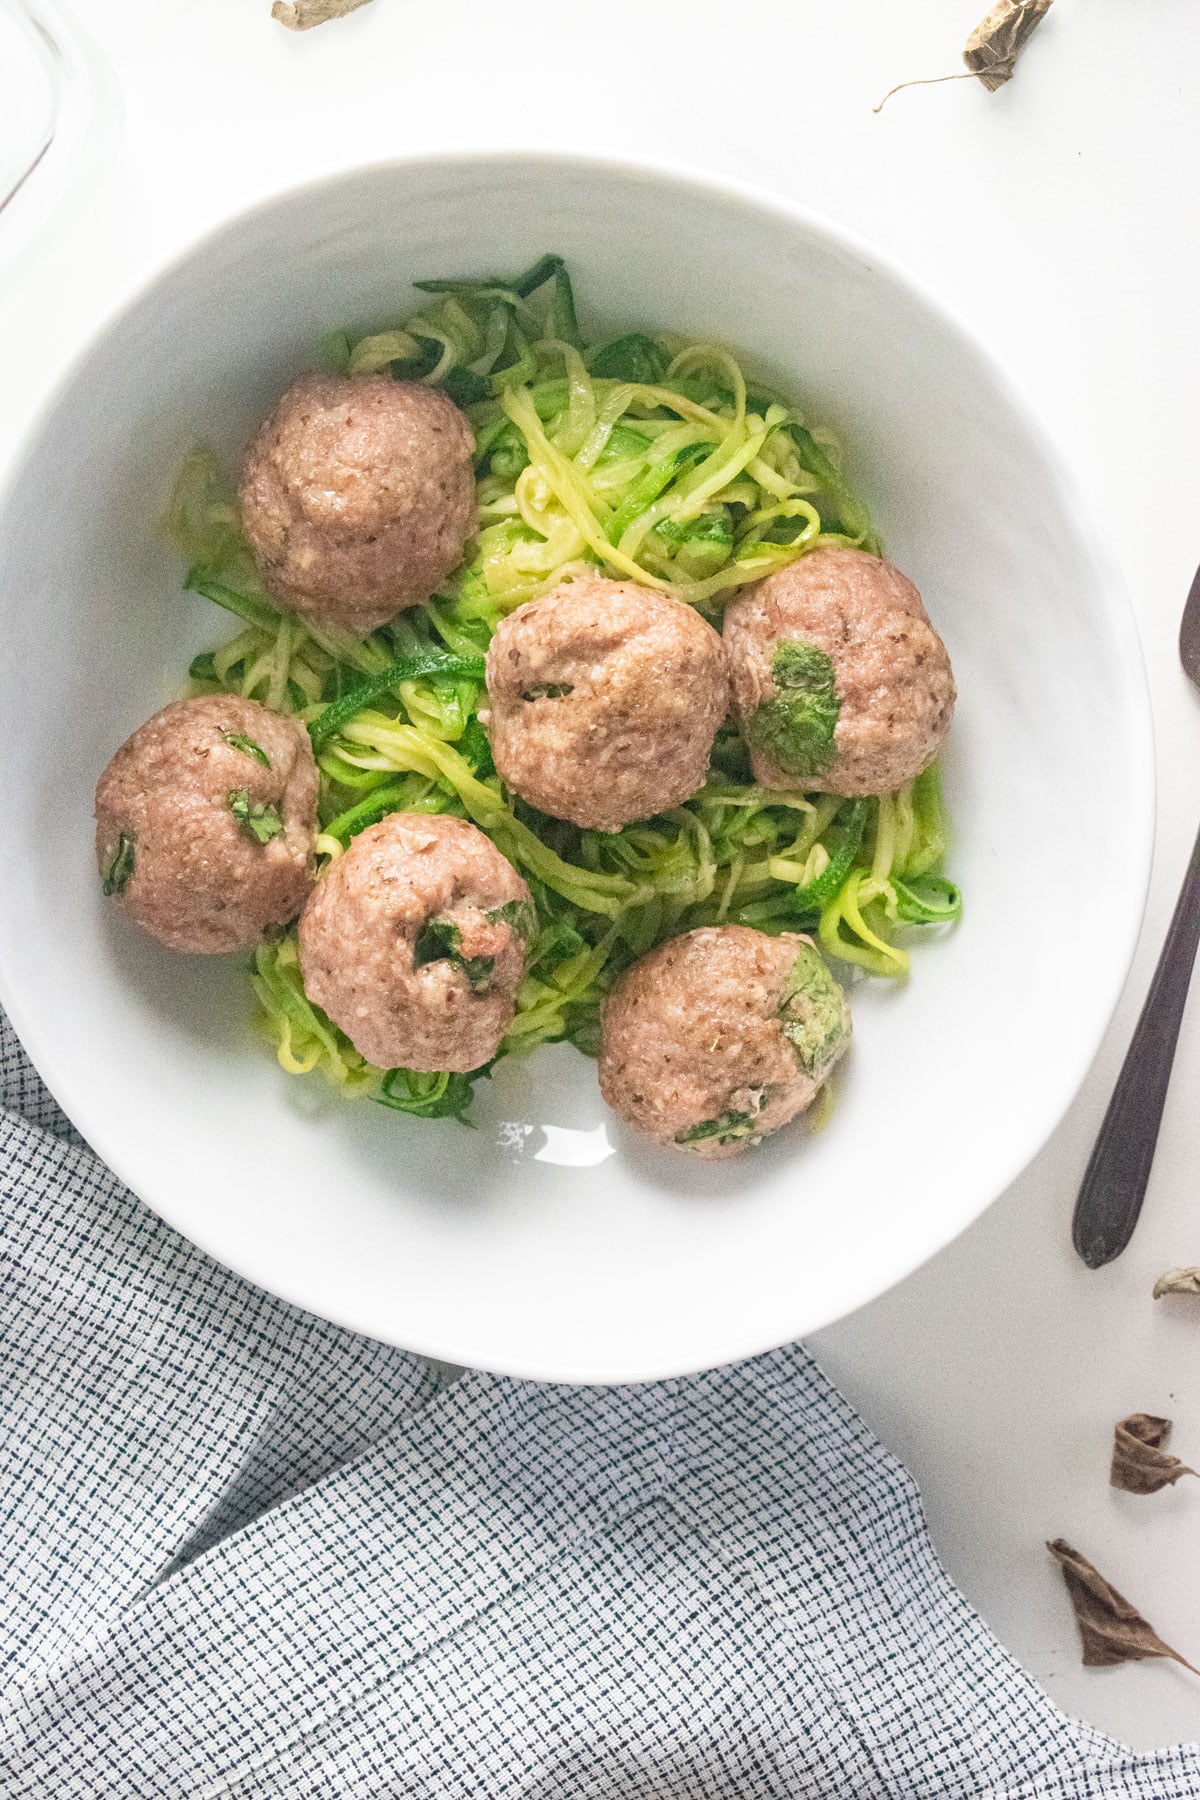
[167,255,960,1122]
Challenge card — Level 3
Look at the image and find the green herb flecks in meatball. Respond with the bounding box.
[746,639,841,781]
[238,374,476,637]
[297,813,533,1073]
[95,694,318,954]
[598,924,852,1160]
[779,941,850,1080]
[409,899,538,996]
[482,576,729,833]
[228,789,286,845]
[675,1100,764,1149]
[222,731,272,767]
[413,917,498,994]
[102,833,136,897]
[724,548,955,797]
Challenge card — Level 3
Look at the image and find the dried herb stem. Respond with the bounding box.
[873,72,976,114]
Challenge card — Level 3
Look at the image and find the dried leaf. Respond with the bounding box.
[272,0,374,29]
[1047,1540,1200,1674]
[874,0,1053,112]
[1111,1414,1197,1495]
[963,0,1054,92]
[1154,1267,1200,1299]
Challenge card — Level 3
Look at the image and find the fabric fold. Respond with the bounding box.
[2,1010,1198,1799]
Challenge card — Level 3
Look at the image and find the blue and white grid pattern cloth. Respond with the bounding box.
[2,1010,1199,1798]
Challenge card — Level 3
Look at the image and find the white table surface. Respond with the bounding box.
[4,0,1200,1754]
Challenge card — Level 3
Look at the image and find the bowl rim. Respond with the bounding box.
[0,145,1156,1380]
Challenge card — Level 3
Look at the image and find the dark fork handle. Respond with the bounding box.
[1073,818,1200,1267]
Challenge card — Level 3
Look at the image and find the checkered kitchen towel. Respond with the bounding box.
[2,1011,1199,1798]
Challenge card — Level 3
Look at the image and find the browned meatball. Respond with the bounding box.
[481,577,728,832]
[95,695,318,954]
[723,547,955,796]
[297,813,534,1073]
[238,374,476,636]
[598,925,850,1158]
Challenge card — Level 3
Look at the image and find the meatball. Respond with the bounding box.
[598,925,850,1158]
[723,546,955,796]
[238,373,476,636]
[95,695,318,954]
[297,813,534,1073]
[481,577,729,832]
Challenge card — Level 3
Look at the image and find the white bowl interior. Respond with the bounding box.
[0,155,1152,1380]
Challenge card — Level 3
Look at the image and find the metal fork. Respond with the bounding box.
[1072,560,1200,1267]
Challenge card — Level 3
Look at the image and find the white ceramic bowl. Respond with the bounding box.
[0,151,1152,1382]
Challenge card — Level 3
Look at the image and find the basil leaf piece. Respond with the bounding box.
[587,333,668,385]
[676,1106,760,1147]
[102,833,136,897]
[487,898,538,944]
[412,916,495,992]
[779,942,849,1079]
[747,638,841,781]
[222,730,271,768]
[228,789,285,845]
